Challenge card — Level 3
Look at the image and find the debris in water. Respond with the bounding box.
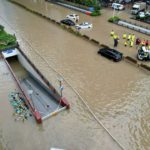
[9,91,30,122]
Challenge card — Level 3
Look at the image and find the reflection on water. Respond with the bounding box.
[0,0,150,149]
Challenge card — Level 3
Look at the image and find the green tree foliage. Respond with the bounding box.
[0,25,17,50]
[108,16,120,23]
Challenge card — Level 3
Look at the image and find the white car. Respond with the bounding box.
[112,3,125,10]
[66,14,79,22]
[138,11,145,18]
[75,22,93,30]
[138,11,150,18]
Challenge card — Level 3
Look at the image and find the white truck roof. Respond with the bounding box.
[133,4,140,8]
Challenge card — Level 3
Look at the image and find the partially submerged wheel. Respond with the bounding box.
[137,54,144,61]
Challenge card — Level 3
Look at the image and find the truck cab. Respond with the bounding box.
[131,2,146,15]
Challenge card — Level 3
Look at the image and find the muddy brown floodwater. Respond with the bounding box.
[0,0,150,150]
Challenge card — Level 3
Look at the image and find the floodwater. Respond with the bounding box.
[0,0,150,150]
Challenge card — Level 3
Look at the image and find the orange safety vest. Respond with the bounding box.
[141,41,146,46]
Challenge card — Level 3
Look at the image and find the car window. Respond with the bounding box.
[105,51,112,55]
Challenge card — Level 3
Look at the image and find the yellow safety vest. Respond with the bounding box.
[141,41,145,46]
[123,34,127,39]
[130,41,134,47]
[110,31,114,36]
[131,35,135,41]
[128,35,131,40]
[124,41,128,46]
[113,35,117,39]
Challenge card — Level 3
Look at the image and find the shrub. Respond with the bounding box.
[108,16,120,23]
[0,25,17,50]
[91,10,101,16]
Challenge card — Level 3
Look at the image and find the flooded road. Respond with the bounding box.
[0,0,150,149]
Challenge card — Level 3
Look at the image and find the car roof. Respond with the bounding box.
[100,48,122,54]
[68,14,78,16]
[112,3,120,5]
[64,19,74,22]
[80,22,89,25]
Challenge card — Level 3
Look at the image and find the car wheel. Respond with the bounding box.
[137,54,144,61]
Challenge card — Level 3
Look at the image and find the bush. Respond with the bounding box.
[91,10,101,16]
[108,16,120,23]
[0,25,17,50]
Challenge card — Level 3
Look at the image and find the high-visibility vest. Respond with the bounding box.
[124,41,128,46]
[131,35,135,41]
[141,41,145,46]
[123,34,127,39]
[110,31,114,36]
[130,41,134,47]
[128,35,131,40]
[113,34,117,39]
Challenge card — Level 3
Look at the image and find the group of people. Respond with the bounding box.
[135,38,150,48]
[123,33,135,47]
[110,30,150,49]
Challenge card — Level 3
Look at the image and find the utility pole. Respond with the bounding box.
[58,77,64,97]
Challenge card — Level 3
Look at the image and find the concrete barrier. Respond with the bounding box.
[56,21,61,25]
[82,35,90,40]
[75,31,81,36]
[44,16,50,21]
[67,27,74,32]
[140,63,150,71]
[100,44,109,48]
[60,24,66,30]
[90,39,99,45]
[124,56,138,65]
[51,19,56,23]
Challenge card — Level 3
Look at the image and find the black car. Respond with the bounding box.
[98,48,123,62]
[60,19,75,26]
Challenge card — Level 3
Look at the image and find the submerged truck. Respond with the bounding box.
[131,2,146,14]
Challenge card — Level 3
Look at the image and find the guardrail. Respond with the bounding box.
[121,19,150,30]
[118,20,150,35]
